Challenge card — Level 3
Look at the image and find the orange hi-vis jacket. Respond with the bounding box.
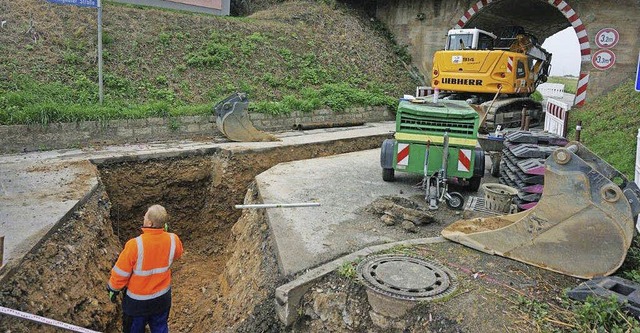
[109,228,183,303]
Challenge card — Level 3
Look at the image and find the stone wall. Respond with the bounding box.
[0,106,393,154]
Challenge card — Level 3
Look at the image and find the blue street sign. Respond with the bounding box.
[46,0,98,8]
[636,52,640,92]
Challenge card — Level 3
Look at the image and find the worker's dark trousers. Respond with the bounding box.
[123,308,170,333]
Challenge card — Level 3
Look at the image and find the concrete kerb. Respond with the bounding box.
[89,147,222,165]
[274,236,448,326]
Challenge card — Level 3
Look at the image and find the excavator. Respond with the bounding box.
[427,27,640,279]
[431,26,552,132]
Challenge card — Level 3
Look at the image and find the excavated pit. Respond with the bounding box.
[0,137,384,332]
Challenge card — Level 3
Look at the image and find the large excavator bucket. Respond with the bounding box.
[214,92,278,142]
[442,142,640,279]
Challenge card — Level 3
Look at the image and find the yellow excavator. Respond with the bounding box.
[431,26,552,132]
[430,27,640,279]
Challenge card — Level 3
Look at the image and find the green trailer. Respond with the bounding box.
[380,99,485,192]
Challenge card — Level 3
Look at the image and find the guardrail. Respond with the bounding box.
[538,83,565,98]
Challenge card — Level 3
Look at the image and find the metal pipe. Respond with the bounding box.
[575,120,582,142]
[97,0,103,104]
[234,203,321,209]
[442,130,449,180]
[520,108,527,130]
[292,121,365,131]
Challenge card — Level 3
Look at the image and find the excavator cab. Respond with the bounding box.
[445,28,496,51]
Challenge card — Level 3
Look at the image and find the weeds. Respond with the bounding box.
[574,295,640,332]
[619,237,640,283]
[515,292,640,332]
[337,261,359,279]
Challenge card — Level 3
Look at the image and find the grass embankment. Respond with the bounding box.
[568,80,640,179]
[546,75,578,94]
[0,0,415,125]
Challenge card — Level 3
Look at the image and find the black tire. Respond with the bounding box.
[382,168,395,182]
[467,176,482,192]
[446,192,465,210]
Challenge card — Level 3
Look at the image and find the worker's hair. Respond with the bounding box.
[146,205,168,228]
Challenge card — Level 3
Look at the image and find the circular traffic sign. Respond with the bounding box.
[595,28,619,48]
[592,49,616,70]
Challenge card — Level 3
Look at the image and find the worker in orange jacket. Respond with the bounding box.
[108,204,183,333]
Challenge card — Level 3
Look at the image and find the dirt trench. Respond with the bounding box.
[0,136,384,332]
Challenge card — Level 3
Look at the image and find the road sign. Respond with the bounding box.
[595,28,619,49]
[592,49,616,70]
[636,52,640,92]
[46,0,98,7]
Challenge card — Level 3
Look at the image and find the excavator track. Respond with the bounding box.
[482,97,544,132]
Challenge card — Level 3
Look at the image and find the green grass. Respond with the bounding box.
[546,75,578,94]
[516,293,640,332]
[0,0,415,126]
[567,80,640,179]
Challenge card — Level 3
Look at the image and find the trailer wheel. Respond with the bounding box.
[382,168,395,182]
[467,176,482,192]
[446,192,464,210]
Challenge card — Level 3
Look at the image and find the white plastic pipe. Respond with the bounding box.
[234,203,320,209]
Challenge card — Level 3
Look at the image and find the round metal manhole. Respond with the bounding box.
[356,254,457,301]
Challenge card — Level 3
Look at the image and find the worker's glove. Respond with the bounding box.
[106,286,119,303]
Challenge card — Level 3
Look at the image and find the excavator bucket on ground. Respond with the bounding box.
[214,92,278,142]
[442,142,640,279]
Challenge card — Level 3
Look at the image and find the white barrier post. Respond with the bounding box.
[544,98,569,137]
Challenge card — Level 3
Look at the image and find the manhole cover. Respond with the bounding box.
[356,254,456,301]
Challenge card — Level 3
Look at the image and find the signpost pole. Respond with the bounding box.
[97,0,103,104]
[636,51,640,92]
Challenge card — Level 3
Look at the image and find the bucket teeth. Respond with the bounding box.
[214,92,279,142]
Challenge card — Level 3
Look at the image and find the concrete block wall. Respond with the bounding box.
[0,107,393,154]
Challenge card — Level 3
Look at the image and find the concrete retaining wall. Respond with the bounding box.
[0,106,393,154]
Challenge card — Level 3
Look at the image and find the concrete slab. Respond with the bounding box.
[0,122,394,276]
[0,160,97,269]
[257,149,428,276]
